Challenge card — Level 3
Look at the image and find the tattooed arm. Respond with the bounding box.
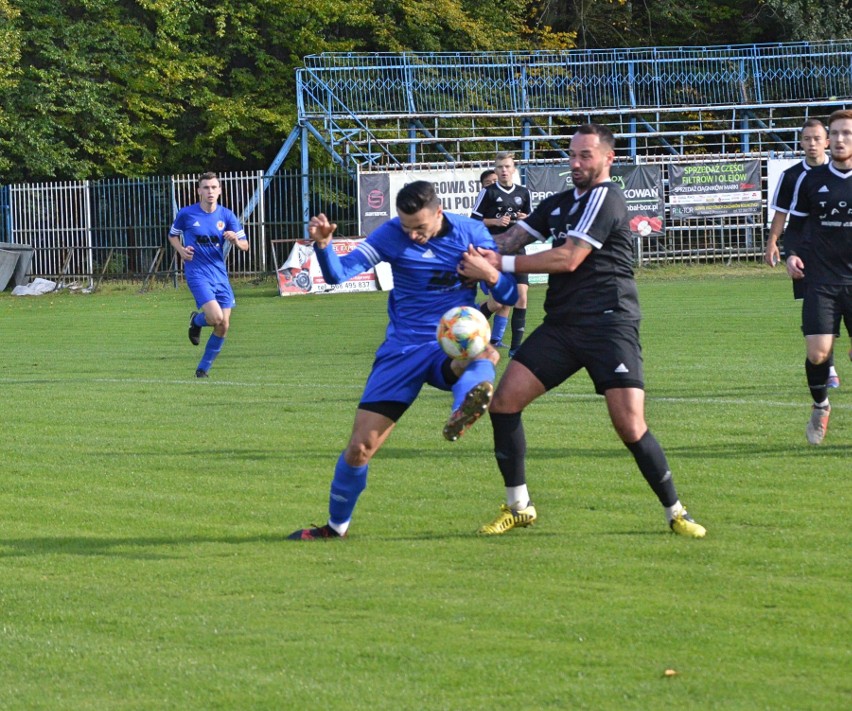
[494,223,537,255]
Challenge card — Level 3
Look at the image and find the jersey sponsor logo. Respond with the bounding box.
[427,270,460,290]
[819,185,830,192]
[422,248,436,259]
[193,220,201,226]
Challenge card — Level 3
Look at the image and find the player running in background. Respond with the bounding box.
[786,109,852,445]
[168,172,249,378]
[460,124,707,538]
[288,181,518,540]
[765,119,840,389]
[471,152,531,356]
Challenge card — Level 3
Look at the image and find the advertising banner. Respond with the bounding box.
[358,173,393,235]
[668,160,762,218]
[276,239,379,296]
[525,164,664,239]
[766,158,799,227]
[358,168,484,234]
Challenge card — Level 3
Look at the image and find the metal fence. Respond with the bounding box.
[2,169,359,287]
[301,42,852,118]
[0,154,784,287]
[296,42,852,166]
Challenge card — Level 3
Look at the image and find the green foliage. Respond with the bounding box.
[0,0,827,182]
[538,0,788,48]
[761,0,852,42]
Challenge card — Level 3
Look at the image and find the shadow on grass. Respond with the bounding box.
[0,526,668,558]
[0,533,291,559]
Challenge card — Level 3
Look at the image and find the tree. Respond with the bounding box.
[761,0,852,42]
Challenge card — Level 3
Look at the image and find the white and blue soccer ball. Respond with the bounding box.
[436,305,491,360]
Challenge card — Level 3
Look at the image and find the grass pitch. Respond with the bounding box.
[0,266,848,710]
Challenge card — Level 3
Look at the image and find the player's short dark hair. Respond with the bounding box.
[801,118,827,135]
[575,123,616,151]
[197,171,219,187]
[480,168,496,183]
[396,180,441,214]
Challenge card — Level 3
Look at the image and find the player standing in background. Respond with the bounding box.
[168,172,249,378]
[288,181,518,540]
[460,124,707,538]
[479,168,497,188]
[765,119,840,389]
[786,109,852,445]
[471,152,531,356]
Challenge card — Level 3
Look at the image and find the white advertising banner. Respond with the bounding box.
[277,239,380,296]
[765,158,799,228]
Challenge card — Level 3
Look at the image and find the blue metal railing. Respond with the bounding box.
[299,42,852,119]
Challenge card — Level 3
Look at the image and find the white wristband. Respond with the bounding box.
[502,255,516,273]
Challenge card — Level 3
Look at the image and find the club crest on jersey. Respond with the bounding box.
[216,221,226,231]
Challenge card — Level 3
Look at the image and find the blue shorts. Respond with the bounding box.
[360,339,452,407]
[188,278,236,310]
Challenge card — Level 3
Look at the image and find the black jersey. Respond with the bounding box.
[520,181,640,324]
[471,183,532,235]
[771,157,827,254]
[789,163,852,285]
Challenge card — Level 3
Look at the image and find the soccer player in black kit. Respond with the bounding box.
[471,152,531,355]
[787,109,852,445]
[458,124,707,538]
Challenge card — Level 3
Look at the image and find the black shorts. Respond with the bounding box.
[801,283,852,336]
[514,272,529,287]
[512,318,645,394]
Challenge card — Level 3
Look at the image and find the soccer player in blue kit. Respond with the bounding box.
[168,172,249,378]
[288,180,518,540]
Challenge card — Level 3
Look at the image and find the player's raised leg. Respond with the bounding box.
[443,345,500,442]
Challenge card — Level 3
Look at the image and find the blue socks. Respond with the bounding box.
[491,315,508,343]
[329,452,368,526]
[192,311,209,328]
[452,358,495,411]
[198,334,224,373]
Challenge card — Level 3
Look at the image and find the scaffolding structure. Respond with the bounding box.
[274,40,852,172]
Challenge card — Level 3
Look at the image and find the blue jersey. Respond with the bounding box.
[169,203,245,283]
[314,212,518,345]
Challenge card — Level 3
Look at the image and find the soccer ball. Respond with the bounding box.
[436,305,491,360]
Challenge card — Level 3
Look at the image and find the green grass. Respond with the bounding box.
[0,266,849,710]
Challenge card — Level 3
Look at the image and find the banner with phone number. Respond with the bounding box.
[277,239,381,296]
